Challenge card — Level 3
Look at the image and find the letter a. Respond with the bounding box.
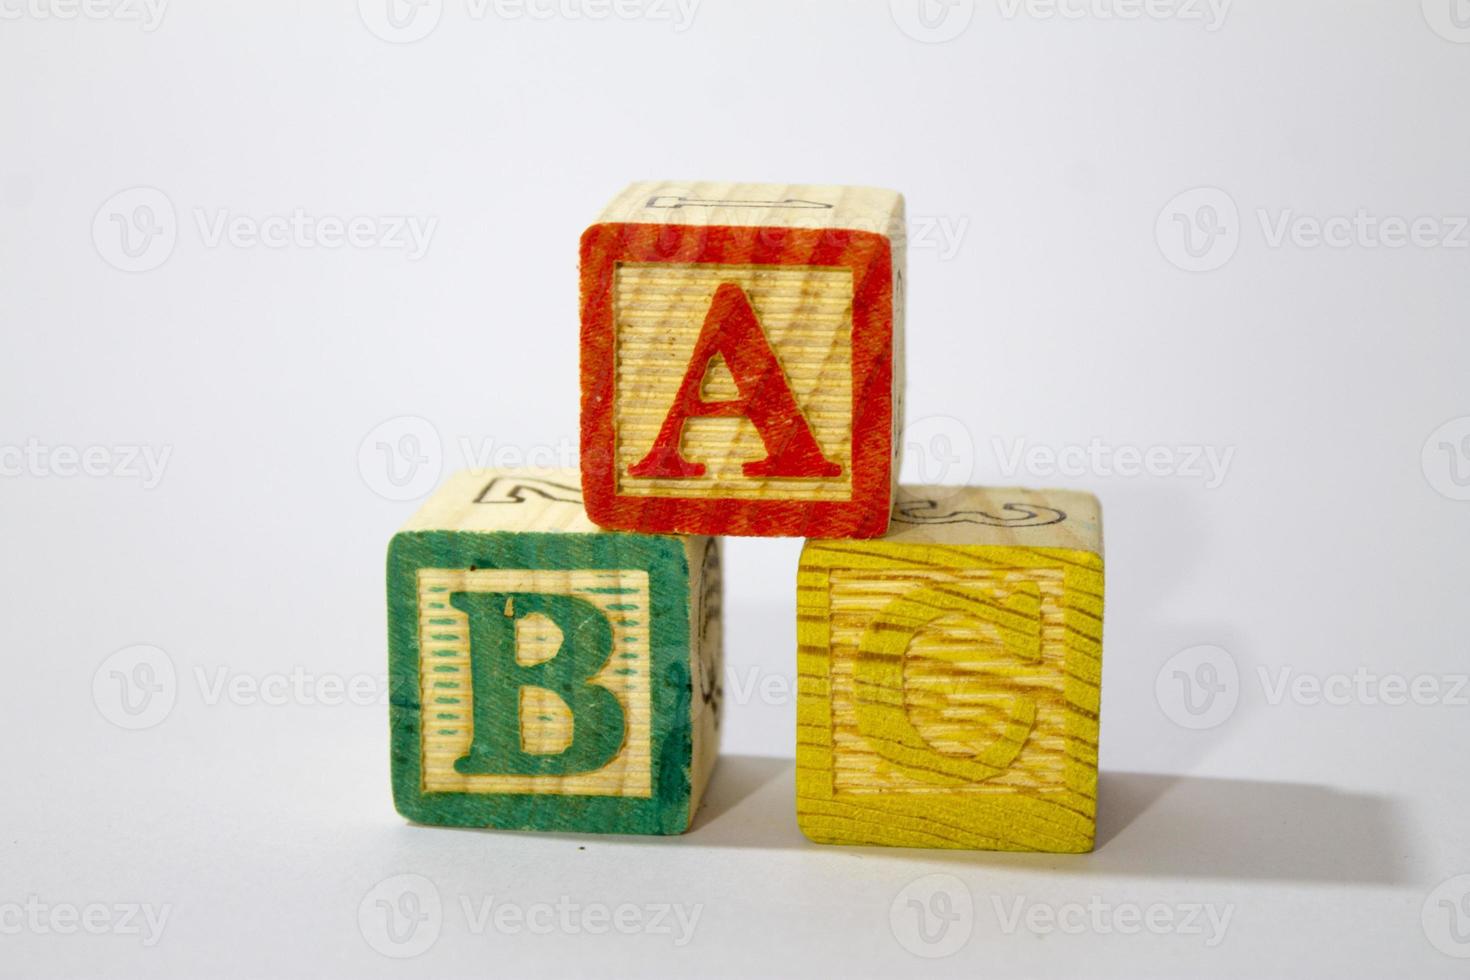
[629,282,843,479]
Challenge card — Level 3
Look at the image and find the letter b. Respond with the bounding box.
[449,591,625,776]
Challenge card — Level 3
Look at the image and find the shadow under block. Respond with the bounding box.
[796,486,1104,852]
[580,180,906,539]
[387,468,722,834]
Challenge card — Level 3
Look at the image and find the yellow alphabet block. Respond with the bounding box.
[795,486,1104,852]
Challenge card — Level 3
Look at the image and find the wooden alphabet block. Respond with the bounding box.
[387,468,722,834]
[580,180,905,538]
[796,486,1104,852]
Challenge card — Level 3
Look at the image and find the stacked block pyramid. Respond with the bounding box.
[388,182,1105,851]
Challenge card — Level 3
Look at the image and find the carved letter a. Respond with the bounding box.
[629,282,843,480]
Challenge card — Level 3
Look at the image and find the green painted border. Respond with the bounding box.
[387,530,694,834]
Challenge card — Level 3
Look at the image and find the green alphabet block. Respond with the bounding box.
[387,469,722,834]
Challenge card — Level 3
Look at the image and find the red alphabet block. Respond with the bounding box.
[580,181,905,538]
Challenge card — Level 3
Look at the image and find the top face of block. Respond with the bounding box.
[879,485,1103,555]
[399,468,600,536]
[593,180,905,238]
[580,181,906,539]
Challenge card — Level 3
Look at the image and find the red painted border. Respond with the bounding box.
[580,222,894,538]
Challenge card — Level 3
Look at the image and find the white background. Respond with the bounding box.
[3,1,1469,976]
